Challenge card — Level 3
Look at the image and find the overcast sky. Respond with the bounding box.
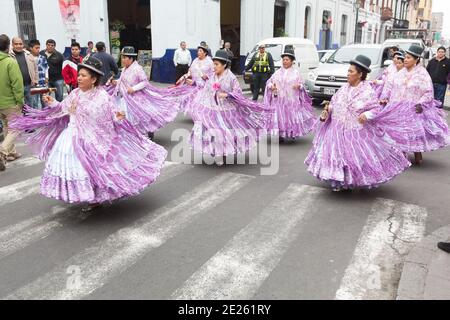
[432,0,450,38]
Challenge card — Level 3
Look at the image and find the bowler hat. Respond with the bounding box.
[281,48,296,60]
[350,55,372,73]
[212,50,230,63]
[78,56,104,76]
[121,46,138,57]
[405,45,424,58]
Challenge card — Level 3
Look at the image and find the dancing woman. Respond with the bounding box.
[109,47,180,140]
[381,45,450,165]
[305,55,416,191]
[10,56,167,212]
[264,48,315,141]
[189,50,273,160]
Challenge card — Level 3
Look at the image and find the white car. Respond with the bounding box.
[244,37,320,86]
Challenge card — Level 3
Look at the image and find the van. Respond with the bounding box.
[244,37,320,86]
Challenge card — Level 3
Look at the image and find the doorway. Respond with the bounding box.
[220,0,241,73]
[107,0,151,56]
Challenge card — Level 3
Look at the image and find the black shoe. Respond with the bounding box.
[148,132,154,140]
[438,242,450,253]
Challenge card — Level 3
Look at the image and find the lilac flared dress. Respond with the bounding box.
[264,66,315,138]
[305,81,415,190]
[381,65,450,153]
[189,69,273,157]
[10,88,167,204]
[110,61,180,134]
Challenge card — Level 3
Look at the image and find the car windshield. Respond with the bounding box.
[250,44,283,61]
[320,51,334,63]
[327,47,380,65]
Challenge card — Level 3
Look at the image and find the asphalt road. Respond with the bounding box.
[0,85,449,300]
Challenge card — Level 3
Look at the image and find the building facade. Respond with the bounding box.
[5,0,411,82]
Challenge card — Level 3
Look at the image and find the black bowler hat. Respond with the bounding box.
[350,55,372,73]
[78,56,104,76]
[212,50,230,63]
[121,46,138,57]
[396,52,405,61]
[198,44,209,54]
[405,45,424,58]
[393,50,405,58]
[281,48,296,60]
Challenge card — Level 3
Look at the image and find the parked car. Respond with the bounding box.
[306,44,389,102]
[244,37,320,88]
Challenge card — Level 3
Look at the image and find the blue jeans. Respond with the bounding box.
[49,79,65,102]
[24,85,33,108]
[433,83,447,108]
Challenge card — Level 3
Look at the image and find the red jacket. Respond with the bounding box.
[62,55,83,88]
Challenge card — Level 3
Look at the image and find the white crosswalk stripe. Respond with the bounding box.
[0,177,41,206]
[4,172,253,300]
[5,157,42,170]
[0,161,193,261]
[335,199,428,300]
[171,184,328,300]
[0,161,189,207]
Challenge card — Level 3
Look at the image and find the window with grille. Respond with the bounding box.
[14,0,36,42]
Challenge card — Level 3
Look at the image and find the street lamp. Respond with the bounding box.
[354,0,360,43]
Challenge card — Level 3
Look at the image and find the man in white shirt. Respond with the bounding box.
[173,41,192,82]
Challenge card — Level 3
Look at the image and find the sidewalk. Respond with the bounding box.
[397,225,450,300]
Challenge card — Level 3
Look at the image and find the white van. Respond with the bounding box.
[244,37,320,85]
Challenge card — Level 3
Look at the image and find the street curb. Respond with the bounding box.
[397,225,450,300]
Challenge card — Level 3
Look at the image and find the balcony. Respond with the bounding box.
[381,7,393,21]
[393,19,410,29]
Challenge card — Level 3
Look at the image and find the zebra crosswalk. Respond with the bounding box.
[0,148,430,300]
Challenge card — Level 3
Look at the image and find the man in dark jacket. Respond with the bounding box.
[92,42,119,85]
[426,46,450,108]
[245,45,275,101]
[40,39,64,101]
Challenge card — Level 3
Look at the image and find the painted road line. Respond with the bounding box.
[6,156,42,170]
[172,184,328,300]
[0,162,192,260]
[335,199,427,300]
[5,172,253,300]
[0,177,41,207]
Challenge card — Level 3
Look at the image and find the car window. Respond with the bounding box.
[328,47,380,65]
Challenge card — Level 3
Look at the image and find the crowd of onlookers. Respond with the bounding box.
[0,34,119,170]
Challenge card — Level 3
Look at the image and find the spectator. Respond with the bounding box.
[173,41,192,82]
[0,34,24,170]
[62,42,83,93]
[40,39,64,102]
[86,41,94,57]
[92,41,119,85]
[389,46,399,59]
[200,41,212,57]
[28,39,48,109]
[224,42,235,72]
[426,46,450,108]
[9,37,38,107]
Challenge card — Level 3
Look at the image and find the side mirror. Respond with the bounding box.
[423,51,430,59]
[383,59,393,68]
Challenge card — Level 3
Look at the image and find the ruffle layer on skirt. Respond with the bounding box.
[305,120,411,189]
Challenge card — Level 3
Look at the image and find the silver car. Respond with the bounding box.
[306,44,388,102]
